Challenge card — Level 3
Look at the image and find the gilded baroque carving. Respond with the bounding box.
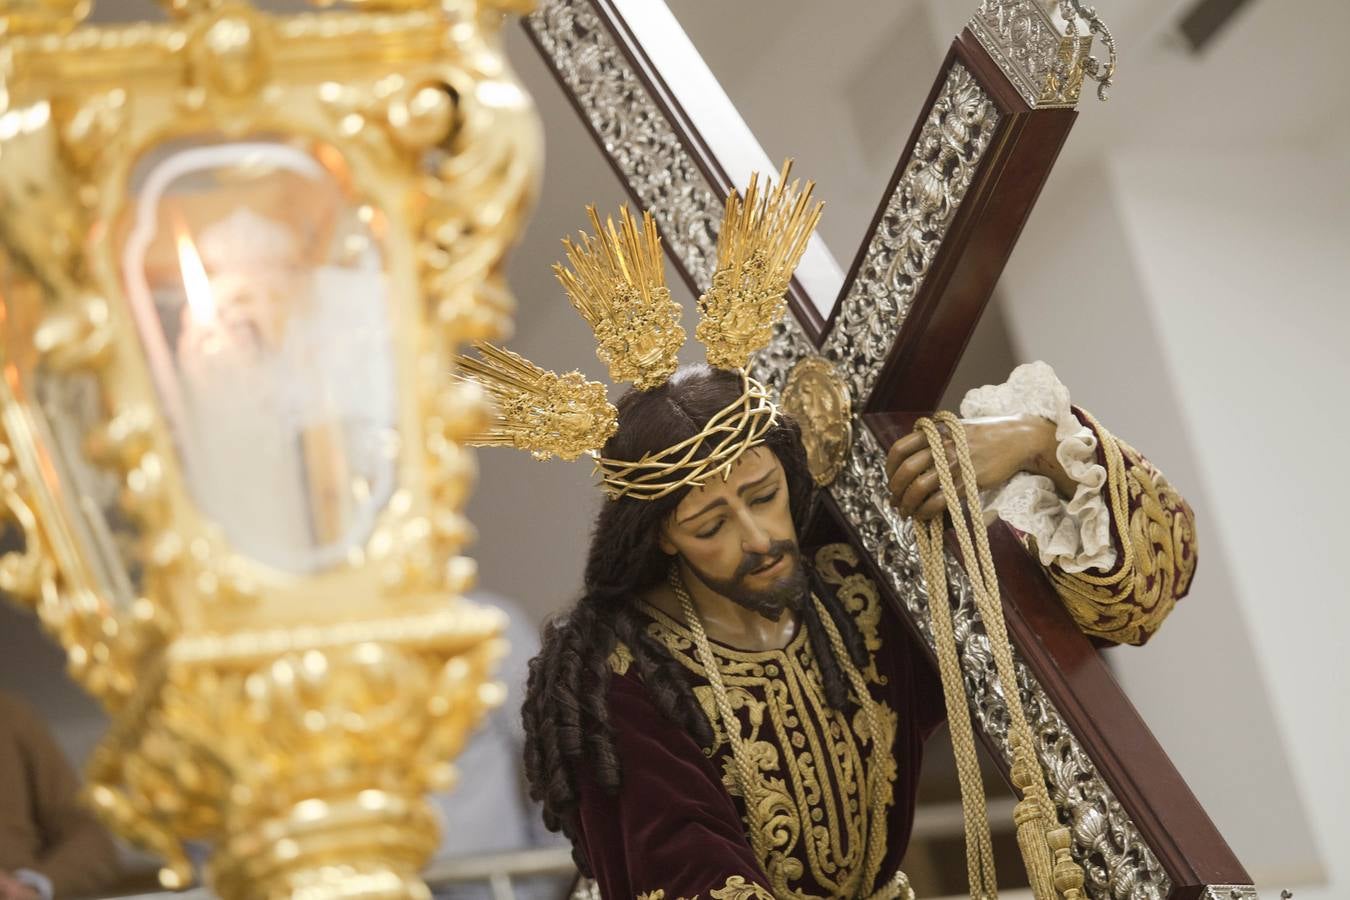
[0,0,541,893]
[456,342,617,461]
[87,630,506,897]
[0,441,54,603]
[555,205,685,390]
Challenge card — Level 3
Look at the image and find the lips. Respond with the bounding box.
[749,555,787,577]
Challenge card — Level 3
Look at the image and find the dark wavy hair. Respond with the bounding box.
[519,365,869,873]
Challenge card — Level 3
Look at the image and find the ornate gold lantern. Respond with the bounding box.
[0,0,541,895]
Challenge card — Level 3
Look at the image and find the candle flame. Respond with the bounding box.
[175,226,216,324]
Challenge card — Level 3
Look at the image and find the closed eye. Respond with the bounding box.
[694,489,779,538]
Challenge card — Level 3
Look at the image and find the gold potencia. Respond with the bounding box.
[456,161,822,497]
[698,165,821,370]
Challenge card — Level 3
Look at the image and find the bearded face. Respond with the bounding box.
[680,536,808,621]
[660,447,810,620]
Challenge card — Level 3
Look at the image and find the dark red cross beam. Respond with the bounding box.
[524,2,1250,897]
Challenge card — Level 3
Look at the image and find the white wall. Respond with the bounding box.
[1112,146,1350,897]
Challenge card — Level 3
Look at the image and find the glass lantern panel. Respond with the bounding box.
[0,251,140,611]
[35,369,145,606]
[117,136,399,573]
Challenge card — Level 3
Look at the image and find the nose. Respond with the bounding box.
[741,515,773,555]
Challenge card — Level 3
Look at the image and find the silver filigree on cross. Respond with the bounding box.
[527,0,724,285]
[818,64,998,402]
[1201,888,1262,900]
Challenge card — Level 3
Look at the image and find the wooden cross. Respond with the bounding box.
[523,2,1252,897]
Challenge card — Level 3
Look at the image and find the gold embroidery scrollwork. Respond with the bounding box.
[813,543,887,683]
[700,682,805,889]
[636,874,775,900]
[1041,411,1198,645]
[711,875,777,899]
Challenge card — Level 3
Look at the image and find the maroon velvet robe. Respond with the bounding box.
[576,542,943,900]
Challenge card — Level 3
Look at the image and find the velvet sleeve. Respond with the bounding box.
[575,670,774,900]
[1027,407,1199,646]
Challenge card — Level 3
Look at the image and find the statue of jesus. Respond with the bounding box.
[461,179,1195,900]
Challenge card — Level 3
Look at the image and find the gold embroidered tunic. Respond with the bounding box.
[576,544,945,900]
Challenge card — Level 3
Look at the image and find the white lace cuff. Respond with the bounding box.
[959,361,1116,574]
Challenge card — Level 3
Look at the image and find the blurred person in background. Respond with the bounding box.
[0,690,120,900]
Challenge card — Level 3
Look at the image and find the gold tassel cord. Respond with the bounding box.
[911,411,1086,900]
[913,517,999,900]
[670,569,774,872]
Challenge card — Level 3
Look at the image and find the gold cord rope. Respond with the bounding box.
[669,571,773,870]
[912,514,998,899]
[669,570,908,899]
[911,411,1085,900]
[816,600,892,892]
